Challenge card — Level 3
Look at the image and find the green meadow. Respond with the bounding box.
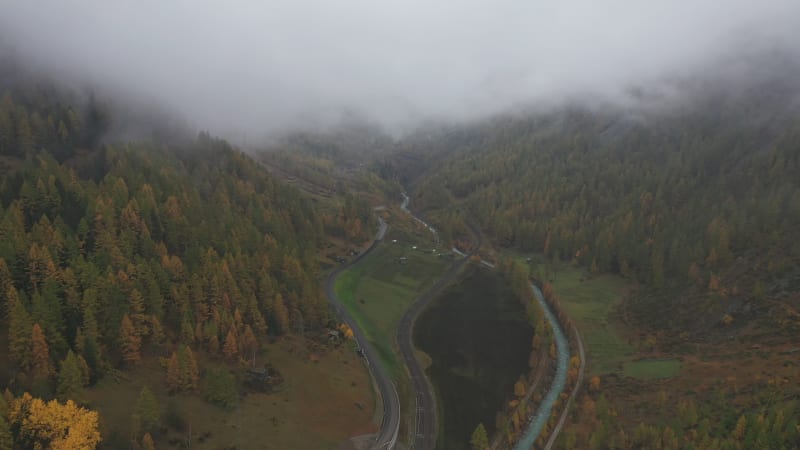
[334,240,448,376]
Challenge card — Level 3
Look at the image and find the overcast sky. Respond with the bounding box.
[1,1,799,138]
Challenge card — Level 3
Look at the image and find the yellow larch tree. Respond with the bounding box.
[9,392,101,449]
[120,314,142,366]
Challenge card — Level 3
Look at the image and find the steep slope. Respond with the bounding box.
[385,59,800,449]
[0,73,360,448]
[407,64,800,334]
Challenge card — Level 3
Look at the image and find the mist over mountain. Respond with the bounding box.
[2,1,800,141]
[1,3,800,450]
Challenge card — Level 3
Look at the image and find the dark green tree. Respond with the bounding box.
[203,368,238,410]
[470,422,489,450]
[0,415,12,450]
[135,386,160,434]
[7,287,31,368]
[56,350,86,404]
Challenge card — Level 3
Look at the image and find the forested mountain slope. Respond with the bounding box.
[393,61,800,449]
[0,74,335,447]
[257,124,403,204]
[408,68,800,333]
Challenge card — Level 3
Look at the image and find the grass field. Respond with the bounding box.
[554,272,633,375]
[532,264,634,375]
[330,207,449,446]
[87,338,376,449]
[334,240,448,376]
[623,359,682,379]
[504,256,652,378]
[534,263,685,380]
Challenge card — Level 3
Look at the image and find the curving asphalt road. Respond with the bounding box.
[325,218,401,450]
[391,197,579,450]
[325,199,481,450]
[396,203,482,450]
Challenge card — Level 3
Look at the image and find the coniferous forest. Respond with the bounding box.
[0,72,360,448]
[1,32,799,450]
[408,68,800,328]
[391,65,800,449]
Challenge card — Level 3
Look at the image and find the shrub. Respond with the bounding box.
[203,368,238,410]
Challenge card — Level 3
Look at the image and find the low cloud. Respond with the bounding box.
[2,1,799,139]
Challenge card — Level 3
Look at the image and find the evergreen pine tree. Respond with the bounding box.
[0,415,12,450]
[76,354,91,387]
[135,386,160,433]
[470,423,489,450]
[31,323,53,381]
[80,292,102,380]
[208,334,220,355]
[181,346,199,391]
[0,259,13,317]
[56,350,85,403]
[273,293,290,335]
[203,367,238,410]
[120,314,141,366]
[241,325,258,358]
[129,289,148,336]
[222,330,238,360]
[165,351,180,392]
[149,316,166,347]
[8,287,32,368]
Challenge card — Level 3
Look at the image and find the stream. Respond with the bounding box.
[401,192,440,244]
[512,284,570,450]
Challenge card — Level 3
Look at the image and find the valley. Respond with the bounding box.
[414,268,533,449]
[0,13,799,450]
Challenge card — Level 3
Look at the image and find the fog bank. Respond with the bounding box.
[1,1,799,138]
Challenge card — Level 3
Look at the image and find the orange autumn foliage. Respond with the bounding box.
[30,324,53,380]
[589,375,601,391]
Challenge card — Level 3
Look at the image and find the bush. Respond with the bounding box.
[203,368,238,410]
